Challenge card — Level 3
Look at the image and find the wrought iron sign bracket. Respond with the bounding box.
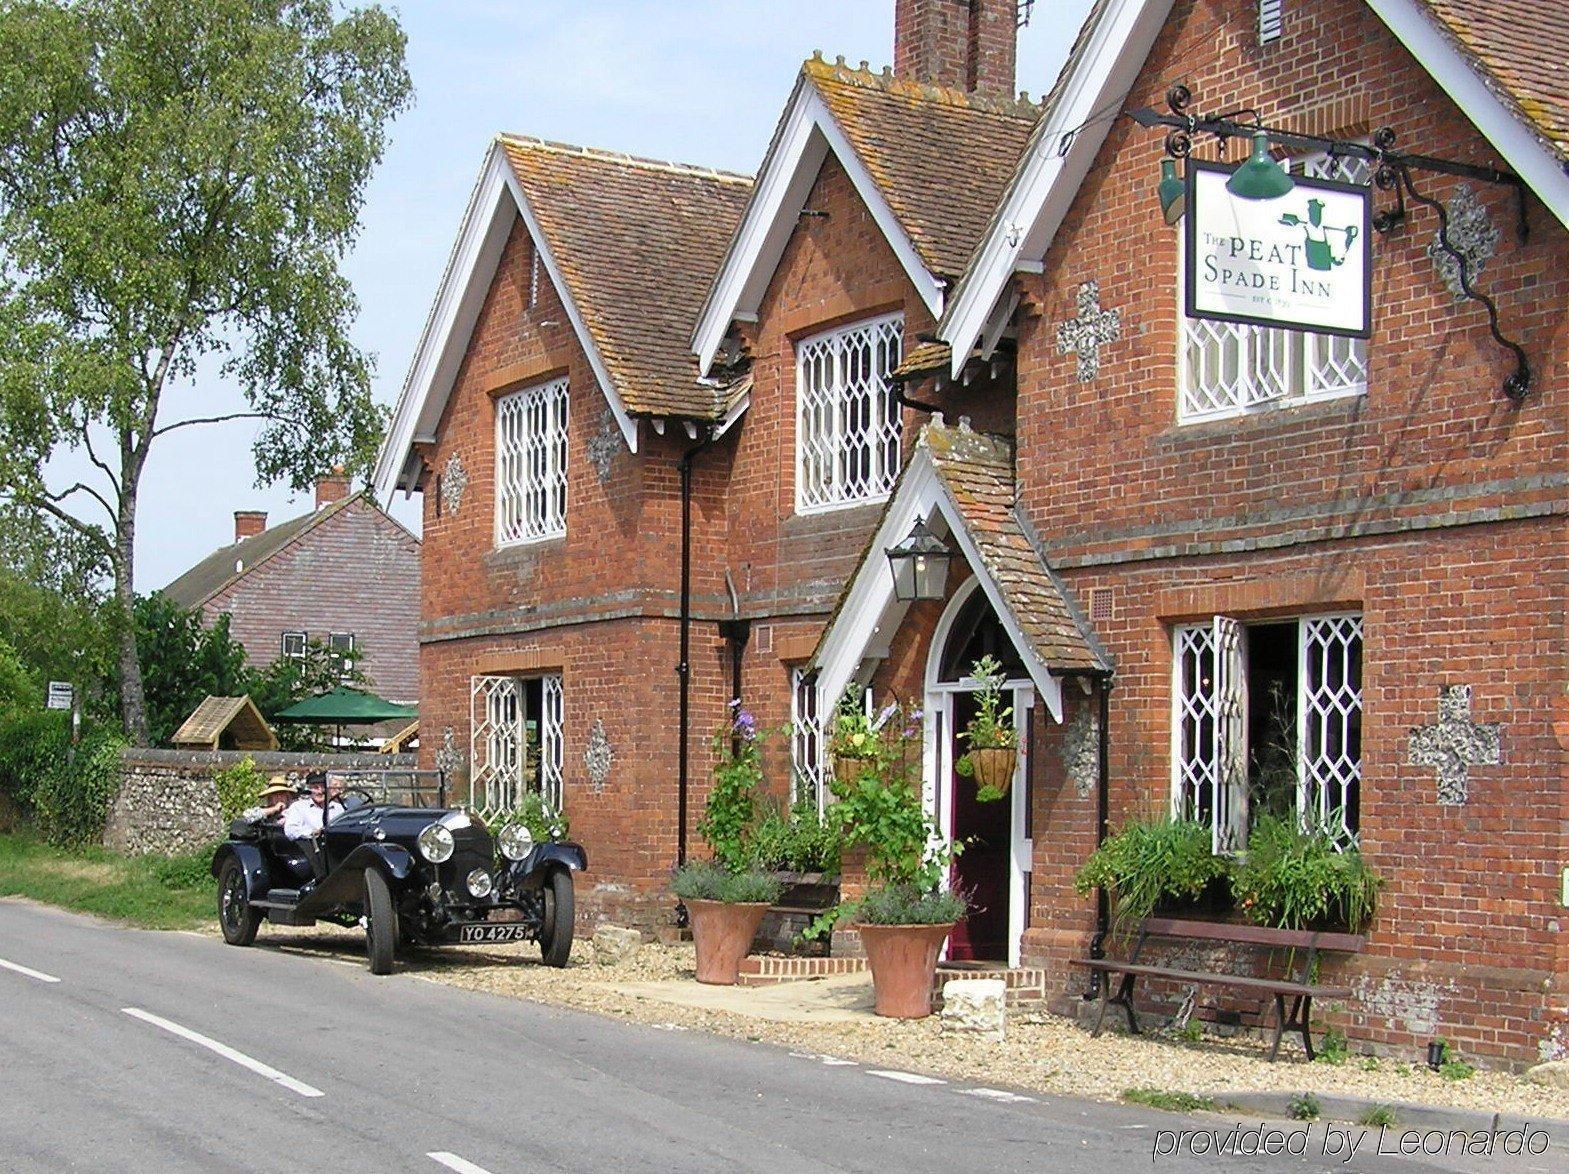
[1130,85,1531,401]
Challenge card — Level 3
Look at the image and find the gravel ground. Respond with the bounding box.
[243,925,1569,1123]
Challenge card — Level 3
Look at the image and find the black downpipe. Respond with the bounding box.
[676,428,715,886]
[1084,673,1114,998]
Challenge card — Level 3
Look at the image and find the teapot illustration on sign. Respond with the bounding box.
[1279,198,1359,271]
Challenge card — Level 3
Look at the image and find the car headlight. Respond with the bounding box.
[417,823,455,863]
[466,868,494,899]
[498,823,534,862]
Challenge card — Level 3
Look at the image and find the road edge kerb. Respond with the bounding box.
[1202,1089,1569,1147]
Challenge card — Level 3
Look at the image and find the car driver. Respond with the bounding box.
[283,772,345,840]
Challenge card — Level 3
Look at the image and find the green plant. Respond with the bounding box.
[851,882,967,926]
[0,708,72,813]
[697,703,766,873]
[750,797,841,875]
[1359,1105,1398,1128]
[1394,1062,1412,1077]
[670,859,782,905]
[151,842,224,891]
[1073,816,1230,930]
[1122,1088,1219,1113]
[30,727,126,849]
[1287,1092,1321,1121]
[827,683,880,763]
[1315,1025,1349,1066]
[954,656,1018,805]
[1174,1021,1203,1044]
[0,831,213,930]
[212,757,265,821]
[1433,1039,1475,1081]
[484,791,569,843]
[1361,1056,1381,1072]
[1232,814,1381,932]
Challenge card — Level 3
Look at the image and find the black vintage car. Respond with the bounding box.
[210,791,586,973]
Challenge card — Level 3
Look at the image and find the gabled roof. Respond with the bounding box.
[374,138,752,498]
[808,418,1107,723]
[162,492,367,609]
[940,0,1569,374]
[692,54,1041,375]
[171,695,278,751]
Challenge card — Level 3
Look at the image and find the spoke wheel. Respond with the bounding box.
[218,860,261,947]
[540,869,574,968]
[363,867,398,975]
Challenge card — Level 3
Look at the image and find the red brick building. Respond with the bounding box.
[378,0,1569,1063]
[163,472,421,703]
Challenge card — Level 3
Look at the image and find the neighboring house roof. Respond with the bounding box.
[939,0,1569,374]
[162,493,364,609]
[170,695,278,751]
[373,137,753,498]
[808,418,1107,724]
[692,54,1042,376]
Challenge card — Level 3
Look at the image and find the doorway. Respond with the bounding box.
[946,691,1011,961]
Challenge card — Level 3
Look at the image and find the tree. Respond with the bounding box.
[0,0,413,742]
[248,634,371,751]
[132,591,251,745]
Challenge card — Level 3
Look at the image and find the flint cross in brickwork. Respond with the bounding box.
[584,718,614,793]
[1055,280,1121,381]
[441,453,468,516]
[1407,684,1501,805]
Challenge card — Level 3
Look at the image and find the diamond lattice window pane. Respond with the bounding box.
[1299,615,1363,848]
[791,668,826,812]
[796,315,903,509]
[496,377,568,545]
[469,674,564,820]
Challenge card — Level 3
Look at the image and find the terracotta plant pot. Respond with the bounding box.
[686,898,771,985]
[968,747,1017,795]
[856,921,954,1018]
[833,754,874,792]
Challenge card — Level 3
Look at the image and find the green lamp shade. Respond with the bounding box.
[1157,158,1186,224]
[1226,131,1295,200]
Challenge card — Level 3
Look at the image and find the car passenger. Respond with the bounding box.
[240,777,296,824]
[283,773,345,840]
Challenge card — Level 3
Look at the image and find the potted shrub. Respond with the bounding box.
[954,654,1018,802]
[1232,814,1381,933]
[671,702,782,984]
[827,683,880,792]
[749,796,841,956]
[817,696,965,1018]
[1074,816,1231,930]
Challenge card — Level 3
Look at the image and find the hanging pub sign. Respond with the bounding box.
[1184,159,1372,338]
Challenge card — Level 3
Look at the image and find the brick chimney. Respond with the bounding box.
[233,510,267,542]
[894,0,1018,99]
[315,466,350,509]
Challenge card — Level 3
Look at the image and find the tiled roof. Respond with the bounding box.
[891,340,952,380]
[802,55,1042,280]
[499,136,753,419]
[1415,0,1569,164]
[921,421,1107,674]
[161,493,364,609]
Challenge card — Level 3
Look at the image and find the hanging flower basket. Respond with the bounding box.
[833,754,874,792]
[966,747,1017,796]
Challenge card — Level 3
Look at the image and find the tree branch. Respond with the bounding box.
[9,492,116,560]
[44,480,118,527]
[77,417,123,501]
[149,410,303,441]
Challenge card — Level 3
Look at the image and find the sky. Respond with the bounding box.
[115,0,1096,591]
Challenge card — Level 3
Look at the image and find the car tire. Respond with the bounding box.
[364,867,397,975]
[540,868,574,968]
[217,859,262,947]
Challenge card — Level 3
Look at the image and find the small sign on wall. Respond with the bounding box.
[45,681,73,712]
[1184,160,1372,338]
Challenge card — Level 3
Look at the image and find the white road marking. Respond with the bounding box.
[120,1008,325,1098]
[867,1069,946,1085]
[790,1051,858,1066]
[958,1087,1035,1103]
[0,957,61,984]
[428,1152,495,1174]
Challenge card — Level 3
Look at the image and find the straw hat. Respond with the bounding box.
[258,776,296,800]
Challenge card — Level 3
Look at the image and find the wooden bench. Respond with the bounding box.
[1071,917,1365,1061]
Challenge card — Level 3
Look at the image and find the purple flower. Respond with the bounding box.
[733,709,758,739]
[872,702,899,731]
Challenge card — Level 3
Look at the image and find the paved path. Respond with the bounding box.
[0,898,1557,1173]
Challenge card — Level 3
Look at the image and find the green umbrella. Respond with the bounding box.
[274,686,417,725]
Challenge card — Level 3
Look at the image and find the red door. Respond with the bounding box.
[946,692,1010,962]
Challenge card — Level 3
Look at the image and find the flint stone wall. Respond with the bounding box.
[106,748,417,857]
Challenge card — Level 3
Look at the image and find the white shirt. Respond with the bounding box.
[283,796,344,840]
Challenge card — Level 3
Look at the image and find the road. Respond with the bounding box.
[0,898,1559,1174]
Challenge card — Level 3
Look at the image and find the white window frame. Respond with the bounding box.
[1172,613,1363,851]
[790,668,825,813]
[1178,151,1372,424]
[281,630,307,660]
[328,632,356,680]
[1259,0,1284,44]
[795,313,904,513]
[495,376,569,546]
[470,673,564,818]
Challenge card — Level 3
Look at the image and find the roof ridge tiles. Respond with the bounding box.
[497,133,753,185]
[803,50,1043,122]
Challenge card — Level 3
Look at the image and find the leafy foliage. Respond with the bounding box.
[852,882,966,926]
[134,593,252,746]
[958,655,1017,752]
[1121,1088,1221,1113]
[1287,1092,1322,1121]
[0,709,72,812]
[1432,1039,1475,1081]
[246,634,372,750]
[1074,817,1231,930]
[0,0,412,740]
[0,637,38,715]
[0,832,213,929]
[1315,1025,1349,1066]
[212,757,265,821]
[750,797,841,876]
[1231,814,1380,932]
[30,726,126,848]
[670,859,782,905]
[826,683,879,762]
[697,703,766,874]
[482,791,569,843]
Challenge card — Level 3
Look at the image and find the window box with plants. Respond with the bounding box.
[812,694,965,1018]
[670,703,782,984]
[954,654,1018,802]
